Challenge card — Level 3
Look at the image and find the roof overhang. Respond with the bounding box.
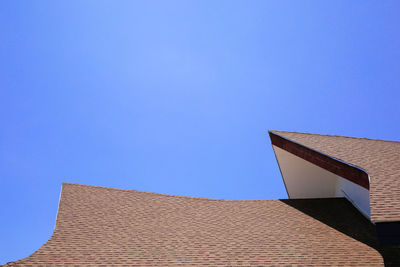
[269,131,371,219]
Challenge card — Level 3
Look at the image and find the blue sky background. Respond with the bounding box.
[1,0,400,264]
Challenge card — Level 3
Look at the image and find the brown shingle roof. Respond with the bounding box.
[6,183,395,266]
[270,130,400,223]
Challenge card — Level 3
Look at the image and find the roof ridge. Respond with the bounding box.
[269,130,400,144]
[61,182,279,202]
[62,182,229,201]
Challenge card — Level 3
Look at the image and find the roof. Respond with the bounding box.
[269,130,400,222]
[6,183,397,266]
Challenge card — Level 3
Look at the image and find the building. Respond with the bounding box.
[5,131,400,266]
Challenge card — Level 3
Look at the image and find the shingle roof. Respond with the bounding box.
[6,183,396,266]
[269,130,400,223]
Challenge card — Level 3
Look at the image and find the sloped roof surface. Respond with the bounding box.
[6,183,390,266]
[270,130,400,222]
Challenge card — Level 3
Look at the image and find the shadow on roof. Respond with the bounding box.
[280,198,400,267]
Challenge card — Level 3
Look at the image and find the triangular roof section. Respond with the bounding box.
[269,130,400,223]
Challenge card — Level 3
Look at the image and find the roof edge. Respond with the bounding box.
[62,182,229,201]
[5,184,64,266]
[268,131,371,189]
[269,129,400,144]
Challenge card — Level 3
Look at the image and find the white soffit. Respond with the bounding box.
[273,145,370,218]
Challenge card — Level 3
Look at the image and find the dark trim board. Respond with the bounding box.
[269,132,370,190]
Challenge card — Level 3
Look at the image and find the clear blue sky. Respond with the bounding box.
[1,0,400,264]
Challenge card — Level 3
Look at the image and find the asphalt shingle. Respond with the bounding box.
[5,183,394,266]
